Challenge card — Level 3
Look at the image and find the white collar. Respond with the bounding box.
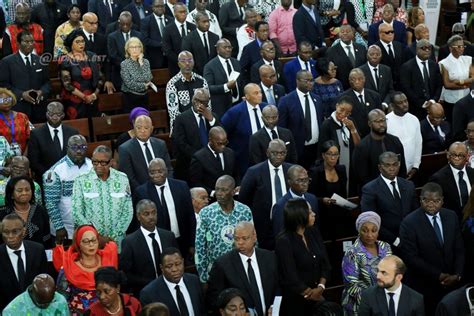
[384,283,402,296]
[246,101,260,111]
[267,159,282,171]
[6,243,25,255]
[140,226,158,237]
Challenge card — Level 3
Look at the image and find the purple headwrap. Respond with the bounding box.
[355,211,381,232]
[129,107,150,124]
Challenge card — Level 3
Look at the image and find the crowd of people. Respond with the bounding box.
[0,0,473,314]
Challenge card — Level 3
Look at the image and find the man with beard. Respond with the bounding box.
[3,3,44,57]
[352,109,406,191]
[359,255,425,315]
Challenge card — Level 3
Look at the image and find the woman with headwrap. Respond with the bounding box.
[115,107,150,150]
[341,211,392,315]
[52,225,118,314]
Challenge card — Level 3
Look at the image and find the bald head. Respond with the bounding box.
[209,126,226,139]
[216,175,235,189]
[31,274,56,306]
[368,109,385,121]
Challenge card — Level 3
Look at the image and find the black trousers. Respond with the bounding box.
[122,91,149,114]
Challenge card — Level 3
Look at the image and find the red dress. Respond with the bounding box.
[0,111,30,154]
[85,294,142,316]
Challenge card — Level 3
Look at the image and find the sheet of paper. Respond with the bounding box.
[331,193,357,210]
[149,82,158,93]
[272,296,282,316]
[229,71,240,81]
[45,249,53,262]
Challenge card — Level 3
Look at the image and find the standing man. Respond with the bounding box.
[195,175,253,283]
[368,3,407,46]
[81,13,107,59]
[386,92,422,180]
[28,102,78,184]
[359,255,425,315]
[292,0,324,49]
[240,139,291,249]
[43,135,93,244]
[122,0,152,30]
[375,22,405,89]
[0,30,50,122]
[268,0,297,56]
[218,0,250,57]
[421,102,451,154]
[250,41,285,86]
[120,199,178,296]
[239,20,270,83]
[400,182,464,315]
[71,145,133,248]
[203,38,243,117]
[135,158,196,259]
[87,0,120,34]
[283,41,317,92]
[162,2,196,77]
[278,70,323,169]
[187,0,222,38]
[257,64,285,106]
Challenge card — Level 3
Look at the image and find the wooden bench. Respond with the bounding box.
[325,235,358,286]
[86,140,113,157]
[34,118,91,141]
[152,68,170,85]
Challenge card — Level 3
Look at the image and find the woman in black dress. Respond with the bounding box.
[275,199,332,315]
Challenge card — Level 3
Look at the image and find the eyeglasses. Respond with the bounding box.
[419,46,432,51]
[325,152,340,158]
[0,97,13,103]
[451,45,466,49]
[85,21,99,25]
[69,144,88,151]
[92,160,111,166]
[382,30,394,34]
[449,152,466,159]
[466,129,474,134]
[294,177,312,184]
[129,45,141,49]
[47,112,64,118]
[81,238,98,245]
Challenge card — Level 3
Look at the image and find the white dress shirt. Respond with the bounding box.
[268,160,287,208]
[247,102,264,134]
[137,138,156,166]
[174,20,187,37]
[155,179,181,238]
[380,40,395,58]
[415,56,430,79]
[7,243,26,281]
[296,89,319,145]
[193,109,216,127]
[342,42,355,59]
[386,112,422,170]
[264,126,278,140]
[140,226,163,275]
[196,29,208,50]
[449,164,472,205]
[298,56,311,72]
[19,50,33,65]
[217,55,239,102]
[163,277,195,316]
[354,89,366,104]
[154,13,166,35]
[380,174,400,197]
[47,123,64,150]
[384,283,403,315]
[238,250,266,314]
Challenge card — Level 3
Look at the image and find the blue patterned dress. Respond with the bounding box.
[313,79,344,117]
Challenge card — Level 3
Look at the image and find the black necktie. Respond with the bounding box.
[14,250,25,290]
[25,56,31,67]
[159,17,165,36]
[305,61,309,71]
[271,129,278,140]
[226,60,238,98]
[148,232,161,275]
[421,61,431,97]
[387,44,394,59]
[144,142,153,164]
[215,153,223,170]
[125,32,130,41]
[203,33,209,59]
[390,181,402,207]
[432,215,444,245]
[346,45,356,67]
[181,24,186,37]
[175,285,189,316]
[358,94,364,105]
[253,108,261,130]
[274,168,283,201]
[458,170,469,207]
[198,114,208,147]
[388,292,395,316]
[160,186,171,230]
[53,128,61,153]
[247,258,263,316]
[373,67,379,90]
[304,94,312,141]
[239,6,244,20]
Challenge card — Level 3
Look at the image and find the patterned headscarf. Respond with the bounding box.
[356,211,381,232]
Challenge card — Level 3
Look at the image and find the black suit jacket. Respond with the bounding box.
[171,108,219,181]
[453,93,474,142]
[28,123,79,183]
[189,146,239,193]
[339,88,382,137]
[0,241,48,311]
[292,4,324,48]
[140,14,173,69]
[239,40,263,84]
[248,126,297,166]
[376,40,405,89]
[359,284,425,316]
[203,56,243,117]
[122,2,152,30]
[181,30,219,76]
[429,165,474,220]
[359,62,394,105]
[83,31,108,57]
[207,248,279,313]
[135,179,196,250]
[435,284,473,316]
[119,227,178,295]
[361,175,418,244]
[250,59,284,86]
[400,58,443,120]
[162,21,196,76]
[327,42,367,89]
[400,208,464,297]
[259,82,285,106]
[420,118,451,154]
[31,2,68,54]
[88,0,120,34]
[118,137,173,190]
[140,273,206,316]
[239,161,291,249]
[219,1,249,56]
[404,42,436,63]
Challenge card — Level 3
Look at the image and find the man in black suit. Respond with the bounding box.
[0,30,50,123]
[140,247,206,316]
[119,115,173,191]
[359,45,394,108]
[359,255,425,315]
[87,0,120,34]
[122,0,152,30]
[327,24,367,90]
[28,102,78,184]
[0,213,48,311]
[81,13,107,58]
[453,90,474,141]
[172,88,218,181]
[218,0,249,57]
[421,102,451,154]
[250,40,284,86]
[189,126,239,193]
[400,39,443,120]
[361,151,418,250]
[429,142,474,220]
[106,11,143,92]
[292,0,324,49]
[207,221,279,315]
[31,0,67,54]
[162,2,196,77]
[135,158,196,258]
[436,284,474,315]
[240,21,270,84]
[120,199,178,295]
[376,23,404,89]
[181,11,219,76]
[203,38,243,117]
[400,182,464,315]
[257,65,285,107]
[339,68,382,137]
[352,109,407,190]
[249,104,297,166]
[140,0,172,69]
[403,24,436,62]
[240,139,291,249]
